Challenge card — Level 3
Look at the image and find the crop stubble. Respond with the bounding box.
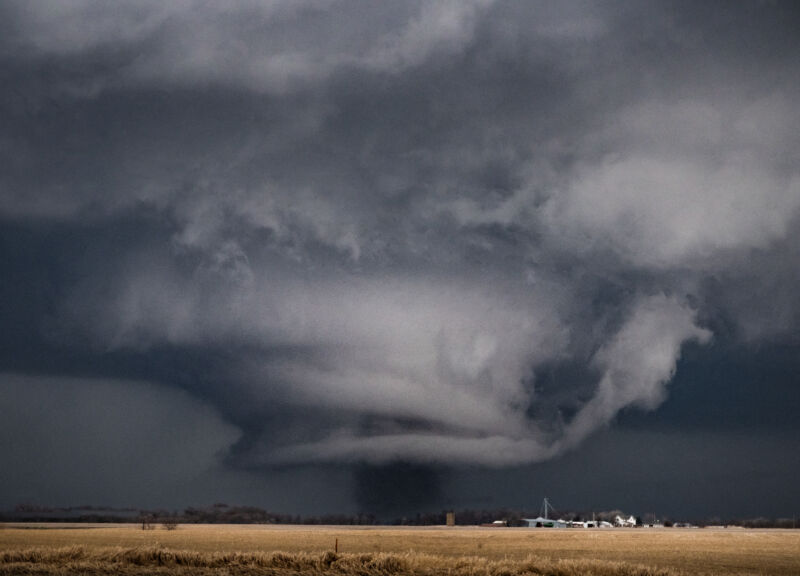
[1,524,798,575]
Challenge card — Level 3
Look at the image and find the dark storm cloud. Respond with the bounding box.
[448,427,800,520]
[1,1,799,513]
[0,373,237,507]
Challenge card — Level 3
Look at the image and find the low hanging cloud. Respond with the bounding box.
[1,1,799,472]
[560,295,712,451]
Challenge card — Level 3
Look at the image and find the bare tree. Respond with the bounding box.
[162,519,179,531]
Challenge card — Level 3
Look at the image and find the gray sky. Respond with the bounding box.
[1,0,799,519]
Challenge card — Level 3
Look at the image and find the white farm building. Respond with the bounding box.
[522,516,568,528]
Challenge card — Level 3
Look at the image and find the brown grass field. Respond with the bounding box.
[1,524,798,575]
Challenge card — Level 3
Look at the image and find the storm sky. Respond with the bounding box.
[1,0,799,519]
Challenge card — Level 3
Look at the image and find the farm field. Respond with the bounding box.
[1,524,798,576]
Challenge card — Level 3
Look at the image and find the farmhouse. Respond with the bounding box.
[615,515,637,527]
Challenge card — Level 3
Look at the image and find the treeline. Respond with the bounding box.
[391,509,527,526]
[180,504,378,525]
[0,503,378,525]
[709,517,798,529]
[1,503,796,528]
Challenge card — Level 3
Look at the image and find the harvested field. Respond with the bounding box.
[1,524,798,576]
